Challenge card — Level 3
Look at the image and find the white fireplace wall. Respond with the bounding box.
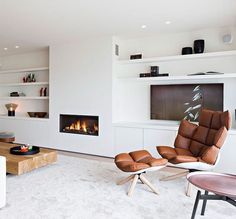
[49,37,113,156]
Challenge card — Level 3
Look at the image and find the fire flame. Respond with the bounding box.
[65,120,98,134]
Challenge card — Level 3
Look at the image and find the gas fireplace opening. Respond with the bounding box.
[60,114,99,136]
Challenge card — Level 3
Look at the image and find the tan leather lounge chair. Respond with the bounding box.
[156,109,231,196]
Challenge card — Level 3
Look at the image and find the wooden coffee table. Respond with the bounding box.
[0,142,57,175]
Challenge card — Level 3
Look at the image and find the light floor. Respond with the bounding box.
[0,153,235,219]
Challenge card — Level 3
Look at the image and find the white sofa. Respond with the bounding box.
[0,156,6,208]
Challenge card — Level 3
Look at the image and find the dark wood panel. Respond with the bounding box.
[151,84,223,121]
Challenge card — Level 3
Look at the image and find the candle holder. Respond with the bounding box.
[5,103,18,117]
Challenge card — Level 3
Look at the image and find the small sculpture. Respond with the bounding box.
[40,88,43,96]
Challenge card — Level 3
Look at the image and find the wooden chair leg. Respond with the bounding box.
[117,175,134,185]
[128,174,139,197]
[160,170,189,181]
[186,181,193,197]
[139,174,159,195]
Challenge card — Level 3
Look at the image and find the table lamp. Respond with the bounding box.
[5,103,18,116]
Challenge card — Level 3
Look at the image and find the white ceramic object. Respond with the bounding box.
[0,156,6,208]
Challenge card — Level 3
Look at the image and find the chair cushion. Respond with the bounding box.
[157,146,197,164]
[169,155,198,164]
[115,150,167,172]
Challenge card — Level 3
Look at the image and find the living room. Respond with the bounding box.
[0,0,236,218]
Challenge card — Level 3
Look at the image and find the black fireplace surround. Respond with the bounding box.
[60,114,99,136]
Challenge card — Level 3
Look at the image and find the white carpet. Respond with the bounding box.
[0,155,235,219]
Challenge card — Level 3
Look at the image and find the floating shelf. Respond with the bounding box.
[0,67,49,74]
[0,82,49,87]
[118,50,236,64]
[0,96,49,100]
[118,73,236,82]
[0,115,49,121]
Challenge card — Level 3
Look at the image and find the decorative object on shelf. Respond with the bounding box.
[130,54,142,60]
[194,39,205,53]
[5,103,18,116]
[40,87,47,96]
[23,73,36,83]
[5,103,18,117]
[27,112,47,118]
[140,73,151,77]
[10,92,26,97]
[40,87,44,96]
[10,145,40,155]
[150,66,159,76]
[182,47,193,55]
[153,73,169,77]
[139,73,169,78]
[188,71,224,76]
[44,87,47,96]
[10,92,19,97]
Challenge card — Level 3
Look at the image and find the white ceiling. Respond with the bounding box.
[0,0,235,56]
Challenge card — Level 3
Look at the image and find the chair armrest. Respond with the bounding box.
[0,156,6,208]
[200,145,219,165]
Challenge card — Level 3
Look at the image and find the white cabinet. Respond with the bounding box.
[144,129,177,157]
[113,123,178,156]
[114,127,143,154]
[215,134,236,174]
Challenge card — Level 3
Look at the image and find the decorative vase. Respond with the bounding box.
[194,39,205,53]
[182,47,193,55]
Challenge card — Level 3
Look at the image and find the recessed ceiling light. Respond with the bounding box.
[4,48,8,51]
[165,21,171,25]
[141,25,147,29]
[15,45,20,49]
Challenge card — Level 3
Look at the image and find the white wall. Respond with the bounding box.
[119,27,236,59]
[49,37,114,157]
[0,50,49,70]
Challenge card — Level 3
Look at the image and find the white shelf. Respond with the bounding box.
[118,73,236,82]
[0,115,49,121]
[0,82,49,87]
[0,67,49,74]
[0,96,49,100]
[118,50,236,64]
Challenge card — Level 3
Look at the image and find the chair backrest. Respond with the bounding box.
[174,109,231,164]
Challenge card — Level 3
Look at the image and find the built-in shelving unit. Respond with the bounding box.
[118,50,236,64]
[0,66,49,119]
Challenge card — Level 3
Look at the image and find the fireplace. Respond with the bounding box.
[60,114,99,136]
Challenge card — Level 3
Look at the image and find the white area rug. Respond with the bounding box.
[0,155,235,219]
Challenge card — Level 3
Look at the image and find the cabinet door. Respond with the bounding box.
[144,129,177,157]
[114,127,143,154]
[215,134,236,174]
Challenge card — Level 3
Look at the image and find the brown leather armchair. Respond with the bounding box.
[156,109,231,195]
